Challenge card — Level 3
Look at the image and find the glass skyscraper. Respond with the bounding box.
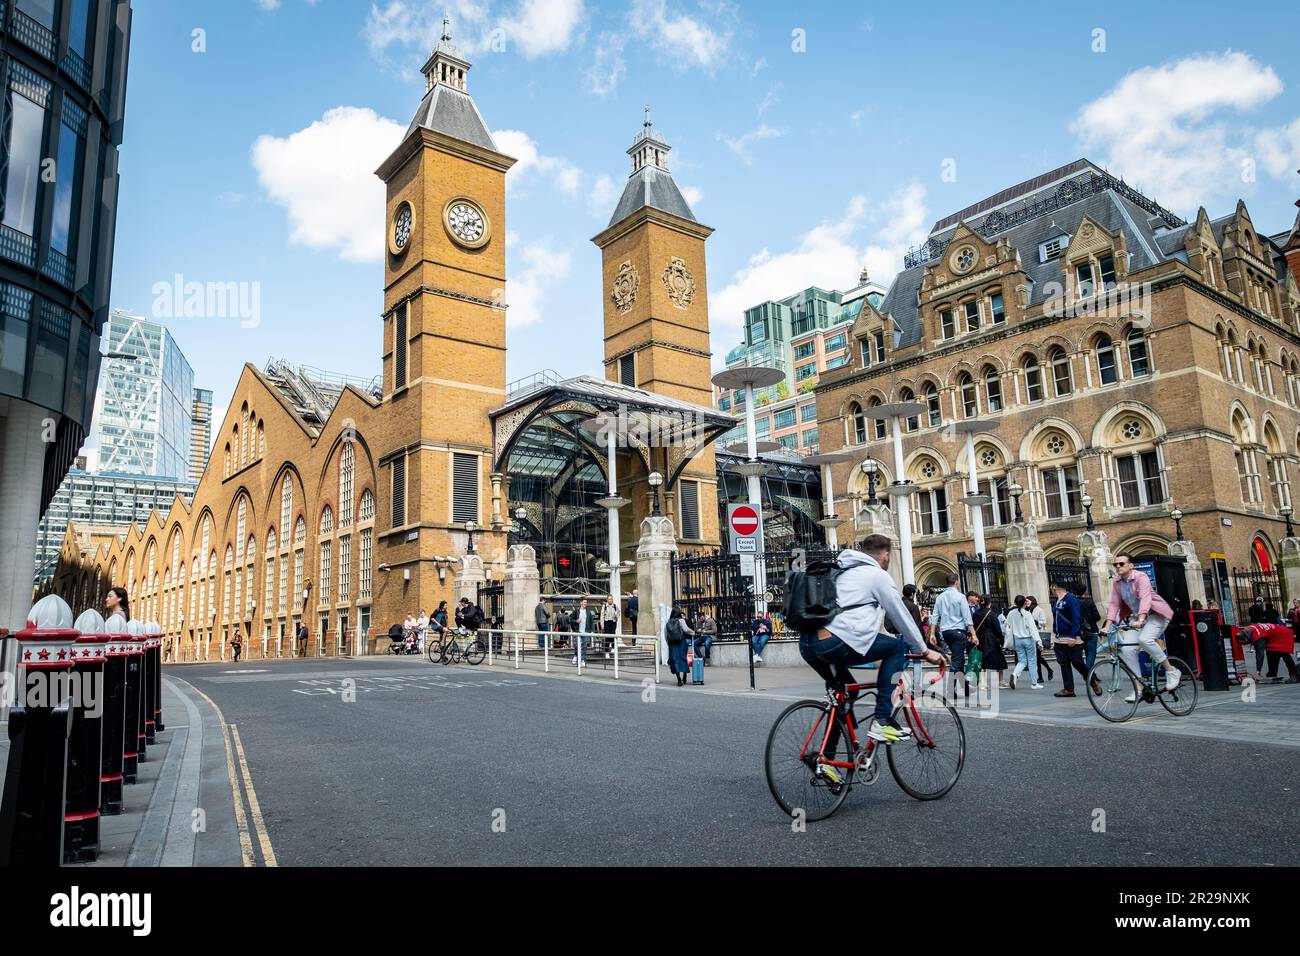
[94,309,194,478]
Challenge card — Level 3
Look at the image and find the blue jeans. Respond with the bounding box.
[941,629,968,672]
[752,631,771,656]
[536,623,548,649]
[1013,637,1038,680]
[1084,634,1098,672]
[573,632,588,662]
[799,631,909,723]
[697,634,713,661]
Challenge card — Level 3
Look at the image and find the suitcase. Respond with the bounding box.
[691,646,705,685]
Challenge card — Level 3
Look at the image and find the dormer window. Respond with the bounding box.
[873,330,885,364]
[1040,237,1066,262]
[1075,262,1095,298]
[1098,255,1117,291]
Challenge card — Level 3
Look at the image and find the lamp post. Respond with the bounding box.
[583,415,631,641]
[1009,481,1024,524]
[870,401,927,585]
[952,420,998,563]
[803,450,857,550]
[513,506,528,543]
[1082,492,1095,531]
[465,520,477,554]
[1282,504,1296,538]
[648,470,663,516]
[863,457,881,505]
[1171,507,1185,542]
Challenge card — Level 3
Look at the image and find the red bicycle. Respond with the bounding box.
[764,654,965,821]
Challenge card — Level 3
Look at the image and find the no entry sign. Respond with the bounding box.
[727,503,763,562]
[730,505,760,536]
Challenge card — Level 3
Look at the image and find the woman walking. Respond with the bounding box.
[1005,595,1043,689]
[666,607,695,686]
[1025,595,1055,683]
[601,594,620,650]
[975,595,1009,689]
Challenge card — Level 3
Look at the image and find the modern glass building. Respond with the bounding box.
[0,0,132,629]
[190,386,212,481]
[94,309,194,478]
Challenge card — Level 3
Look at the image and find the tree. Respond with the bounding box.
[798,377,818,394]
[775,381,790,401]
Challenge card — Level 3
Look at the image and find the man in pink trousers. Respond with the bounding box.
[1101,553,1182,700]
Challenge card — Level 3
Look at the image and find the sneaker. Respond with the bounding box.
[815,764,844,794]
[1054,689,1075,698]
[1009,673,1017,690]
[1163,668,1180,693]
[1124,692,1138,703]
[571,656,577,664]
[866,718,913,744]
[754,655,763,664]
[1031,683,1044,689]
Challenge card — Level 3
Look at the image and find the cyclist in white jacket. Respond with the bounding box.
[799,534,944,745]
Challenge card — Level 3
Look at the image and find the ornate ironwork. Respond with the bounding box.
[1044,556,1092,600]
[903,169,1187,270]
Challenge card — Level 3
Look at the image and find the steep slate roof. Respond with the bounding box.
[405,82,498,151]
[608,165,698,227]
[884,160,1196,348]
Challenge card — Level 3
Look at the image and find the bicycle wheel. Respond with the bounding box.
[463,640,486,665]
[426,640,443,664]
[764,700,854,822]
[886,699,965,800]
[1158,657,1198,717]
[1086,659,1139,722]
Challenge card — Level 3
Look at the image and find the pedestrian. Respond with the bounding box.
[751,614,772,664]
[1248,596,1266,625]
[626,588,639,643]
[974,594,1008,689]
[1075,583,1102,671]
[1237,623,1299,683]
[432,600,449,639]
[416,607,429,653]
[1102,553,1182,701]
[1289,600,1300,643]
[571,598,594,664]
[902,584,928,647]
[296,621,309,657]
[534,597,550,649]
[695,611,718,664]
[105,585,130,624]
[1025,595,1055,683]
[601,594,620,650]
[1005,595,1043,689]
[1050,582,1100,698]
[931,572,977,699]
[666,606,695,686]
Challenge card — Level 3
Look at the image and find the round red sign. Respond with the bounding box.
[730,505,760,536]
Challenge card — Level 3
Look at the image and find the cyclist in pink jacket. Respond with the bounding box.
[1101,553,1181,699]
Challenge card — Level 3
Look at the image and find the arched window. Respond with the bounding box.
[958,373,979,418]
[240,404,249,465]
[1048,347,1072,397]
[972,444,1009,526]
[849,402,866,445]
[318,507,334,606]
[1112,414,1167,509]
[280,476,293,550]
[911,456,949,535]
[264,529,276,619]
[983,366,1002,412]
[257,420,265,459]
[358,490,375,524]
[223,545,234,625]
[1263,422,1290,509]
[900,388,918,432]
[245,535,257,618]
[1037,430,1081,519]
[339,443,355,528]
[1023,355,1043,403]
[1096,335,1118,386]
[224,444,231,478]
[359,492,375,603]
[924,383,941,427]
[1127,328,1150,378]
[870,399,886,440]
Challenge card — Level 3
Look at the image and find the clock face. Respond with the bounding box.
[389,201,414,256]
[444,199,489,248]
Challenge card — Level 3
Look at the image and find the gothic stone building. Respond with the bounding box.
[817,159,1300,590]
[41,27,726,657]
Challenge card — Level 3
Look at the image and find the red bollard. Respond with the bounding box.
[65,610,108,862]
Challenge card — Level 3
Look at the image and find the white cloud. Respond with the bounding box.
[709,184,928,335]
[499,0,586,57]
[588,173,618,218]
[1256,117,1300,179]
[719,122,785,165]
[506,241,572,328]
[757,82,782,117]
[629,0,732,72]
[256,0,281,10]
[251,106,404,263]
[1070,51,1289,211]
[494,129,582,195]
[680,184,704,208]
[584,32,626,97]
[363,0,584,68]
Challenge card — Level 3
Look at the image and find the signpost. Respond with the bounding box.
[728,503,761,574]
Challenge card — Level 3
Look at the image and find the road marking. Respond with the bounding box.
[185,682,256,866]
[230,725,278,867]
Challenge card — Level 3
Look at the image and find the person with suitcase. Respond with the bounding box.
[690,629,706,685]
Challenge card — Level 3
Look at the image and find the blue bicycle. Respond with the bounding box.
[1085,624,1197,722]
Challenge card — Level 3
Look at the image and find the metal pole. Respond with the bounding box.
[965,430,988,594]
[744,381,767,621]
[823,464,838,550]
[891,415,915,585]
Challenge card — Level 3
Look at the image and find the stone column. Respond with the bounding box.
[1281,537,1300,606]
[635,514,677,638]
[1005,522,1050,633]
[1168,539,1208,607]
[489,472,505,531]
[855,500,902,589]
[1078,529,1112,615]
[454,554,486,604]
[502,544,540,631]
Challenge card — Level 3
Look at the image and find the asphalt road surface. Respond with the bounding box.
[173,658,1300,866]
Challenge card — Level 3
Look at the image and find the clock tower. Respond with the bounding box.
[374,19,516,607]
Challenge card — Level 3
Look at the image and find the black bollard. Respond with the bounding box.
[0,622,77,867]
[152,629,165,733]
[142,628,156,746]
[64,632,107,862]
[100,632,128,814]
[122,632,145,781]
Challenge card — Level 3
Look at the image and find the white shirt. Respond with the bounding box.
[1005,606,1039,642]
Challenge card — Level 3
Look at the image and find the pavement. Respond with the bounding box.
[6,651,1299,866]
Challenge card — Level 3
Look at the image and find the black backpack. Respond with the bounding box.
[783,558,873,632]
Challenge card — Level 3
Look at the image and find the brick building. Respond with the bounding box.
[816,159,1300,593]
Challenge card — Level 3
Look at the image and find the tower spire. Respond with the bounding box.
[421,10,470,93]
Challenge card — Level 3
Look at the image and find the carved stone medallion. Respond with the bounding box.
[611,261,639,314]
[661,257,696,309]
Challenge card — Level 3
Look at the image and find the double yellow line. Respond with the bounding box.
[188,683,278,867]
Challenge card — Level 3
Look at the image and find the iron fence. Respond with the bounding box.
[1231,567,1285,625]
[957,553,1007,605]
[1045,556,1092,601]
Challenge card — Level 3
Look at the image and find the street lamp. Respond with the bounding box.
[1081,492,1095,531]
[1009,481,1024,524]
[1282,504,1295,538]
[1171,507,1185,542]
[863,457,880,505]
[513,507,528,544]
[465,520,477,553]
[648,471,663,516]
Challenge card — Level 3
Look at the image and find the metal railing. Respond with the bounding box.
[447,627,661,682]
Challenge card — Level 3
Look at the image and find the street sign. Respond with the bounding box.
[727,503,763,555]
[739,554,756,577]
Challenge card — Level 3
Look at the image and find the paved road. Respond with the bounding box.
[172,657,1300,866]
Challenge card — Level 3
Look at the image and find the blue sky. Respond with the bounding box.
[108,0,1300,434]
